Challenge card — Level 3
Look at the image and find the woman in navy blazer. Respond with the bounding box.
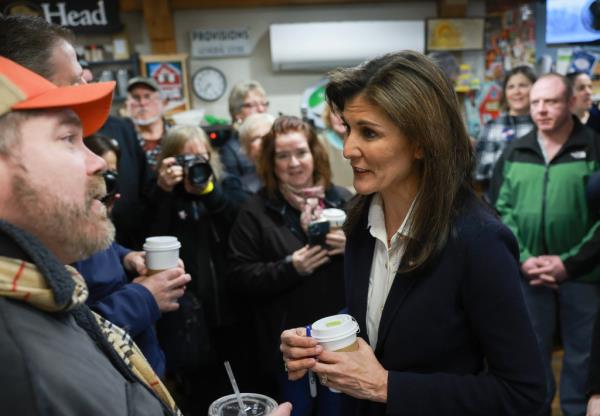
[280,51,546,415]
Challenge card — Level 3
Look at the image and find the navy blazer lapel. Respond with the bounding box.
[375,266,419,353]
[345,205,374,344]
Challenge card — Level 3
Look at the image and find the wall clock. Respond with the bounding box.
[192,67,227,102]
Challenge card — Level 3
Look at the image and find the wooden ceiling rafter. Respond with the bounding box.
[121,0,432,12]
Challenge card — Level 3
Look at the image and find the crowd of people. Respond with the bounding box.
[1,13,600,416]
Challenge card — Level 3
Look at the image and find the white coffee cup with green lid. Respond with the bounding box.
[311,314,360,393]
[311,314,359,352]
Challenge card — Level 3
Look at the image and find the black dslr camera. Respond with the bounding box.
[101,169,119,205]
[174,154,213,189]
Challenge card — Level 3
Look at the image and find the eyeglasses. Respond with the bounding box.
[242,100,269,110]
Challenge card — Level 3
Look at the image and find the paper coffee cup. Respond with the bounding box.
[311,314,360,393]
[311,313,359,352]
[321,208,347,230]
[143,236,181,275]
[208,393,277,416]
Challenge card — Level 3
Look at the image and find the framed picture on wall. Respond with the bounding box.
[139,53,191,114]
[426,18,485,51]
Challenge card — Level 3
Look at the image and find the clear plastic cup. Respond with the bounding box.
[208,393,277,416]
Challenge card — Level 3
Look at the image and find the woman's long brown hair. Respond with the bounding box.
[326,51,474,271]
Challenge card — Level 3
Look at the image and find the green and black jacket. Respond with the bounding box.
[490,117,600,282]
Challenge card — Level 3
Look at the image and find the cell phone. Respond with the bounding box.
[307,219,330,246]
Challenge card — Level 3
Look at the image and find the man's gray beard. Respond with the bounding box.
[11,172,115,263]
[132,114,161,126]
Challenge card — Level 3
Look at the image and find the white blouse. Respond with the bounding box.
[365,194,415,348]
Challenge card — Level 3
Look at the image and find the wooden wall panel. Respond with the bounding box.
[142,0,177,53]
[436,0,467,18]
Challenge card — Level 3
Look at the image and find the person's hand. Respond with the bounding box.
[133,267,191,312]
[521,256,546,278]
[291,245,329,276]
[313,338,388,403]
[123,252,185,276]
[325,229,346,256]
[587,394,600,416]
[270,402,292,416]
[521,257,557,288]
[157,157,183,192]
[280,327,322,381]
[123,251,147,275]
[526,255,568,289]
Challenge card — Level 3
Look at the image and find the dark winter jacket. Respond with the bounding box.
[341,192,546,416]
[0,222,174,415]
[149,180,242,329]
[227,185,351,372]
[99,116,152,250]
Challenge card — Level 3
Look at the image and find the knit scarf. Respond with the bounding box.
[280,183,325,233]
[0,254,181,416]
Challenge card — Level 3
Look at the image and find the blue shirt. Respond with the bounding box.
[73,243,165,376]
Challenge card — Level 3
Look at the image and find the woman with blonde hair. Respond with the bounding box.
[231,112,276,201]
[149,125,249,415]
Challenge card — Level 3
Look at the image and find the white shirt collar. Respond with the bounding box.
[367,193,415,248]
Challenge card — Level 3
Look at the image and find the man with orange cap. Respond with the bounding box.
[0,48,292,416]
[0,56,185,415]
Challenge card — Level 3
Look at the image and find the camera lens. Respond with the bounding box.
[187,163,212,187]
[175,154,213,188]
[101,169,119,204]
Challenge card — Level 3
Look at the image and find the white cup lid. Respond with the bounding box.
[321,208,347,226]
[143,236,181,251]
[311,314,359,342]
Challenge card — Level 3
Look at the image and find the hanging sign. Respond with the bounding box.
[191,27,253,58]
[1,0,122,34]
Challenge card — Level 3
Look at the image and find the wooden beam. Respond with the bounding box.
[437,0,467,18]
[120,0,142,12]
[123,0,413,10]
[142,0,177,54]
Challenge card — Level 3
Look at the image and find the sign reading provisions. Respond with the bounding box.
[191,27,253,58]
[1,0,122,34]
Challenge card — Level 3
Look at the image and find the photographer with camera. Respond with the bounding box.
[148,125,249,415]
[227,116,351,416]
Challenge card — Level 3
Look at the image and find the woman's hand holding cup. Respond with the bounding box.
[157,157,184,192]
[291,245,329,276]
[325,229,346,256]
[280,327,323,381]
[313,338,388,402]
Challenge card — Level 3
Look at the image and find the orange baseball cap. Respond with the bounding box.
[0,56,115,137]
